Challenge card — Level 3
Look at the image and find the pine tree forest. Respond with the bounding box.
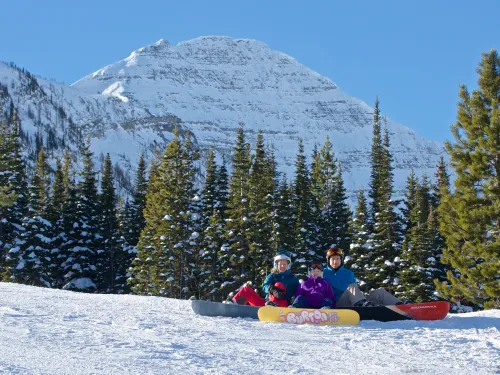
[1,50,499,311]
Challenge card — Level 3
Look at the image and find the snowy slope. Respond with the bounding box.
[0,283,498,374]
[1,37,448,199]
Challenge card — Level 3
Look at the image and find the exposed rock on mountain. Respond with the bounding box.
[0,36,446,198]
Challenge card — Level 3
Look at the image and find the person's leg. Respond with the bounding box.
[291,295,308,308]
[336,283,367,307]
[232,285,266,306]
[367,288,401,306]
[320,298,334,309]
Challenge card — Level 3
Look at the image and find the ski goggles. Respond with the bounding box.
[326,248,343,257]
[276,249,292,257]
[310,263,323,270]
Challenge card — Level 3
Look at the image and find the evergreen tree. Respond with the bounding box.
[63,141,99,292]
[0,186,16,208]
[0,111,28,282]
[181,133,204,299]
[365,111,401,293]
[201,147,219,226]
[117,154,149,293]
[269,175,295,256]
[331,163,351,251]
[96,153,123,292]
[398,170,420,297]
[51,159,65,222]
[118,199,133,245]
[198,147,230,300]
[116,197,135,294]
[262,145,281,261]
[310,138,336,253]
[292,139,316,277]
[401,170,418,235]
[418,175,431,222]
[345,190,373,292]
[0,122,15,249]
[199,153,230,300]
[129,131,200,298]
[0,123,17,211]
[126,154,148,247]
[426,206,447,292]
[309,144,321,239]
[15,147,53,287]
[4,112,28,214]
[429,157,450,286]
[431,157,450,208]
[368,98,383,224]
[214,159,229,220]
[436,50,500,309]
[219,125,252,297]
[198,208,225,300]
[310,138,351,255]
[48,158,65,287]
[398,177,440,302]
[57,150,79,289]
[128,152,162,295]
[248,131,277,285]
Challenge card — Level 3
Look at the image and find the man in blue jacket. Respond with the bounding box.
[323,248,403,307]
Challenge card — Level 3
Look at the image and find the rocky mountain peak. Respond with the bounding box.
[1,37,447,200]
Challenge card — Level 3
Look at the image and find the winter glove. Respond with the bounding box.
[268,284,286,300]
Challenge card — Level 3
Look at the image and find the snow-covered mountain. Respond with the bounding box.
[0,36,447,198]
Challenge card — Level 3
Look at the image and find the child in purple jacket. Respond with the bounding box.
[291,262,335,309]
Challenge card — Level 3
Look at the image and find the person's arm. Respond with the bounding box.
[262,274,275,295]
[291,277,300,297]
[324,281,334,301]
[294,283,304,297]
[350,271,357,285]
[329,284,336,308]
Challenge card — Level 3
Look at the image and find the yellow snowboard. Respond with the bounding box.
[258,306,360,326]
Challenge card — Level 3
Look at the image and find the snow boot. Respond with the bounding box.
[233,296,248,305]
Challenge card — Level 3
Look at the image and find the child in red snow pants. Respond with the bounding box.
[232,282,288,307]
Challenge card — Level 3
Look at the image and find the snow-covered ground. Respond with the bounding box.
[0,283,498,374]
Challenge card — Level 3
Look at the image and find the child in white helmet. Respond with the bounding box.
[230,250,299,307]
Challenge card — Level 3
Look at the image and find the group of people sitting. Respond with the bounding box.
[229,248,410,309]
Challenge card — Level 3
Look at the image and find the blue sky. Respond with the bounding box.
[1,0,499,143]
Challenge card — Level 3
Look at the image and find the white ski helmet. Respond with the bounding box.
[273,250,292,270]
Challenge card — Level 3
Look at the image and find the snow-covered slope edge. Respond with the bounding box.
[0,283,498,374]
